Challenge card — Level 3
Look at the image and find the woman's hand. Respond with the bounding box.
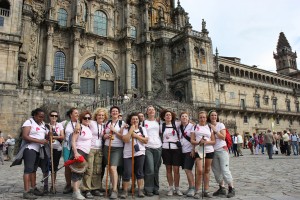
[190,149,195,158]
[74,151,81,160]
[199,138,206,146]
[40,139,48,145]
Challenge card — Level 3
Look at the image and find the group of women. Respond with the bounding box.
[18,106,235,200]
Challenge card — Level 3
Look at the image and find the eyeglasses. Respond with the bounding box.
[50,115,58,118]
[83,117,91,120]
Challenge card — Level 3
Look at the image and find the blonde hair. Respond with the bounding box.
[198,111,208,117]
[92,107,108,122]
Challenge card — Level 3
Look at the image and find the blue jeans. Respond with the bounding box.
[260,144,265,154]
[292,141,299,155]
[265,143,273,159]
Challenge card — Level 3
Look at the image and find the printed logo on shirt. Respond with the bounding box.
[145,124,148,128]
[82,131,86,136]
[36,127,40,131]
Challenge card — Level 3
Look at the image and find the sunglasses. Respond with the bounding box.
[83,117,91,120]
[50,115,58,118]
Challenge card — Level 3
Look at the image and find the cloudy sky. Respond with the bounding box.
[180,0,300,72]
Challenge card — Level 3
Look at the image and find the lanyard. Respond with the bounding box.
[97,123,103,139]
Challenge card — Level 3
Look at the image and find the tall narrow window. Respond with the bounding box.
[130,26,137,38]
[131,64,137,89]
[243,116,248,123]
[94,11,107,36]
[54,51,65,80]
[286,100,291,111]
[241,99,246,109]
[58,8,67,27]
[272,98,277,111]
[255,95,260,108]
[0,16,3,26]
[296,102,299,112]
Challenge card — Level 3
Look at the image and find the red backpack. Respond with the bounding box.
[225,129,233,149]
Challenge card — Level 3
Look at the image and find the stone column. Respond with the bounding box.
[125,41,131,94]
[145,44,152,98]
[43,24,54,91]
[71,30,81,94]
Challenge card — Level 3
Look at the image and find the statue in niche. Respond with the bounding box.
[158,7,164,20]
[28,56,38,81]
[76,0,84,25]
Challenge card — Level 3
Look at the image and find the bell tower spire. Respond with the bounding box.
[273,32,297,75]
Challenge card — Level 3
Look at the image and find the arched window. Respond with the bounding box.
[94,11,107,36]
[0,0,10,17]
[101,61,112,73]
[58,8,67,27]
[54,51,65,80]
[131,64,137,89]
[82,59,96,71]
[130,26,137,38]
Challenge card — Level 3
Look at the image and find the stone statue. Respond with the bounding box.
[76,0,84,24]
[202,19,206,31]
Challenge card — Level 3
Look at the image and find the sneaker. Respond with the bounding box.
[138,189,145,198]
[203,191,212,198]
[49,186,56,194]
[167,188,173,196]
[110,191,118,199]
[23,191,37,199]
[227,187,235,198]
[213,186,226,196]
[63,185,73,194]
[194,190,201,199]
[91,190,103,196]
[183,188,189,195]
[84,191,94,199]
[145,191,153,197]
[187,188,195,197]
[32,188,44,196]
[72,190,86,200]
[153,190,159,195]
[175,189,183,196]
[120,190,128,199]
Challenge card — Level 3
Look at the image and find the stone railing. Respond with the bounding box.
[0,8,9,17]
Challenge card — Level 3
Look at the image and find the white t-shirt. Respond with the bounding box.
[179,123,194,153]
[192,124,214,154]
[22,118,48,152]
[160,122,181,150]
[50,122,64,151]
[143,120,162,149]
[76,124,93,154]
[61,120,77,150]
[89,120,105,149]
[104,120,125,148]
[213,122,227,151]
[123,127,148,158]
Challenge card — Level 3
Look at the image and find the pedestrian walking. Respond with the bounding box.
[264,130,275,159]
[5,135,15,161]
[237,133,243,156]
[0,131,5,165]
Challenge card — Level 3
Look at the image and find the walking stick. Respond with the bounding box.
[50,129,56,193]
[131,135,135,197]
[106,131,113,197]
[201,137,205,199]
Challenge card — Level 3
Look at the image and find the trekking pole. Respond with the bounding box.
[201,136,205,199]
[131,134,135,197]
[106,131,113,197]
[49,129,56,193]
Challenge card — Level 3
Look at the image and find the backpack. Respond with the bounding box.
[106,120,123,128]
[225,129,233,149]
[14,119,33,155]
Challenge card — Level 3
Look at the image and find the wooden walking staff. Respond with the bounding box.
[49,127,56,194]
[106,131,114,197]
[131,134,135,197]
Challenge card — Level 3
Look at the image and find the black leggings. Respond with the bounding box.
[51,149,62,172]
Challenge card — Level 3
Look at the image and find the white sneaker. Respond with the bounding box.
[72,191,86,200]
[187,188,195,197]
[175,189,183,196]
[167,189,173,196]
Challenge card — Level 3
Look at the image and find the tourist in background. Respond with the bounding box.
[81,108,108,198]
[191,111,215,198]
[5,135,15,161]
[290,131,299,155]
[143,106,162,196]
[208,110,235,198]
[237,133,243,156]
[0,131,4,165]
[264,130,275,159]
[120,113,148,198]
[61,107,79,194]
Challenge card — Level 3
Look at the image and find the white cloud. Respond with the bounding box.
[180,0,300,72]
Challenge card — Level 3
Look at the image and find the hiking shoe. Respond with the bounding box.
[110,191,118,199]
[187,188,195,197]
[72,190,86,200]
[203,191,212,198]
[145,191,153,196]
[138,189,145,197]
[33,188,44,196]
[174,189,183,196]
[213,186,226,196]
[167,188,173,196]
[63,185,73,194]
[84,191,93,199]
[227,187,235,198]
[194,190,201,199]
[120,190,128,199]
[91,190,103,196]
[153,190,159,195]
[23,191,37,199]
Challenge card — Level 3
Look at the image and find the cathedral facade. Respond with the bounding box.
[0,0,299,137]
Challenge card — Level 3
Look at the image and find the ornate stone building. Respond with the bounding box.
[0,0,299,137]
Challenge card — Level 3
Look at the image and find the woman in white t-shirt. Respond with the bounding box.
[22,108,49,199]
[143,105,162,196]
[208,110,235,198]
[120,113,148,198]
[179,112,196,197]
[61,107,79,194]
[81,107,108,198]
[191,111,215,199]
[160,110,183,196]
[71,110,93,200]
[48,110,64,193]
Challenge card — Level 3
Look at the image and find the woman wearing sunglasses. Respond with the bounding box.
[71,111,93,200]
[47,110,64,193]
